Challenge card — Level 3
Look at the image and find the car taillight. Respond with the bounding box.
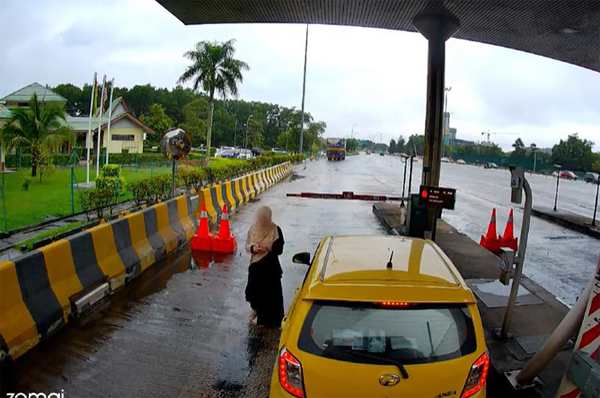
[461,352,489,397]
[279,347,305,397]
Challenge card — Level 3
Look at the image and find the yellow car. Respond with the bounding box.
[270,236,488,398]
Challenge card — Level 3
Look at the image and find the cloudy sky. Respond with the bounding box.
[1,0,599,151]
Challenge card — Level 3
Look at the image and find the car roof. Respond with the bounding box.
[304,236,475,304]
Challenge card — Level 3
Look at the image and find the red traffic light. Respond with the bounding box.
[421,189,428,199]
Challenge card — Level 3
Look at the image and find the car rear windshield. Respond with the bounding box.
[298,301,476,365]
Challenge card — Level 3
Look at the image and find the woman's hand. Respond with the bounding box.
[254,244,269,254]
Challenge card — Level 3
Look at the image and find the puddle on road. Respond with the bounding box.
[290,173,305,181]
[212,328,280,397]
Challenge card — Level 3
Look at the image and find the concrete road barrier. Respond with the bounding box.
[0,194,196,363]
[194,162,293,222]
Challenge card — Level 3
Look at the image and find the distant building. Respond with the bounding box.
[0,83,154,168]
[451,138,477,146]
[449,127,457,140]
[442,112,459,145]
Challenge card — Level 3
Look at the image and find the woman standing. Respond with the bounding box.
[245,206,285,328]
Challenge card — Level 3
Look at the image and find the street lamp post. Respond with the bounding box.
[299,24,309,155]
[245,115,254,153]
[401,154,410,206]
[592,179,599,227]
[553,164,562,211]
[443,87,451,158]
[351,124,358,139]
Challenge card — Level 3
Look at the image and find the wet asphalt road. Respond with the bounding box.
[349,155,598,305]
[1,154,598,398]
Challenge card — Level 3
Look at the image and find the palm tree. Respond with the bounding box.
[0,93,74,177]
[178,39,249,162]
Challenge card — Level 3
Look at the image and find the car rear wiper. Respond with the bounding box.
[324,346,409,379]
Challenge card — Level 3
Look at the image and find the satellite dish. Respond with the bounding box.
[161,128,191,161]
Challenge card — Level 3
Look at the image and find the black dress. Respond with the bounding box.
[245,225,285,327]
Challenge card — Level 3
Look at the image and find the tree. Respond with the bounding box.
[397,135,406,154]
[246,118,264,148]
[178,39,249,161]
[0,93,73,177]
[407,134,424,156]
[139,104,174,145]
[551,134,595,171]
[180,98,209,147]
[211,108,237,147]
[346,138,358,153]
[479,142,504,157]
[53,83,85,116]
[511,138,526,158]
[389,139,397,154]
[123,84,160,118]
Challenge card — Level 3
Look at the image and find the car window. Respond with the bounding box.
[298,301,476,365]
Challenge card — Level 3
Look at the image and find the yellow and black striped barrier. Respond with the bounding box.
[196,161,293,221]
[0,195,196,363]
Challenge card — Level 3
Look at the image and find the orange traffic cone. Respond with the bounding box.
[191,203,214,251]
[480,208,500,254]
[499,209,518,251]
[213,204,238,253]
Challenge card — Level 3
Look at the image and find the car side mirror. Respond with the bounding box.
[292,252,311,265]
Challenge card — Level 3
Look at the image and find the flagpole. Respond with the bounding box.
[96,75,106,177]
[105,79,115,165]
[86,72,97,183]
[299,24,309,155]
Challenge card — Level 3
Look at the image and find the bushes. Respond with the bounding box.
[79,187,118,220]
[128,155,299,206]
[5,151,209,169]
[128,174,172,207]
[176,166,206,192]
[96,164,126,194]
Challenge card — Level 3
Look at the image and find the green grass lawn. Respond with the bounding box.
[0,158,247,231]
[0,165,172,231]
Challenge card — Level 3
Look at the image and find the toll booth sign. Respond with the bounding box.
[419,186,456,210]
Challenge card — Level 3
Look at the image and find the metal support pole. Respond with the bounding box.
[171,160,176,198]
[71,167,75,215]
[408,156,414,196]
[413,13,460,239]
[593,180,599,227]
[554,170,561,211]
[401,155,408,204]
[299,24,309,155]
[245,115,253,153]
[501,178,533,337]
[1,172,6,232]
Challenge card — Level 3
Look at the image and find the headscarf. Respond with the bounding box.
[246,206,279,264]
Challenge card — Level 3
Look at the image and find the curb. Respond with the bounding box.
[532,208,600,239]
[372,204,400,235]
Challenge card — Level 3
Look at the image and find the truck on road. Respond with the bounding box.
[326,138,346,161]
